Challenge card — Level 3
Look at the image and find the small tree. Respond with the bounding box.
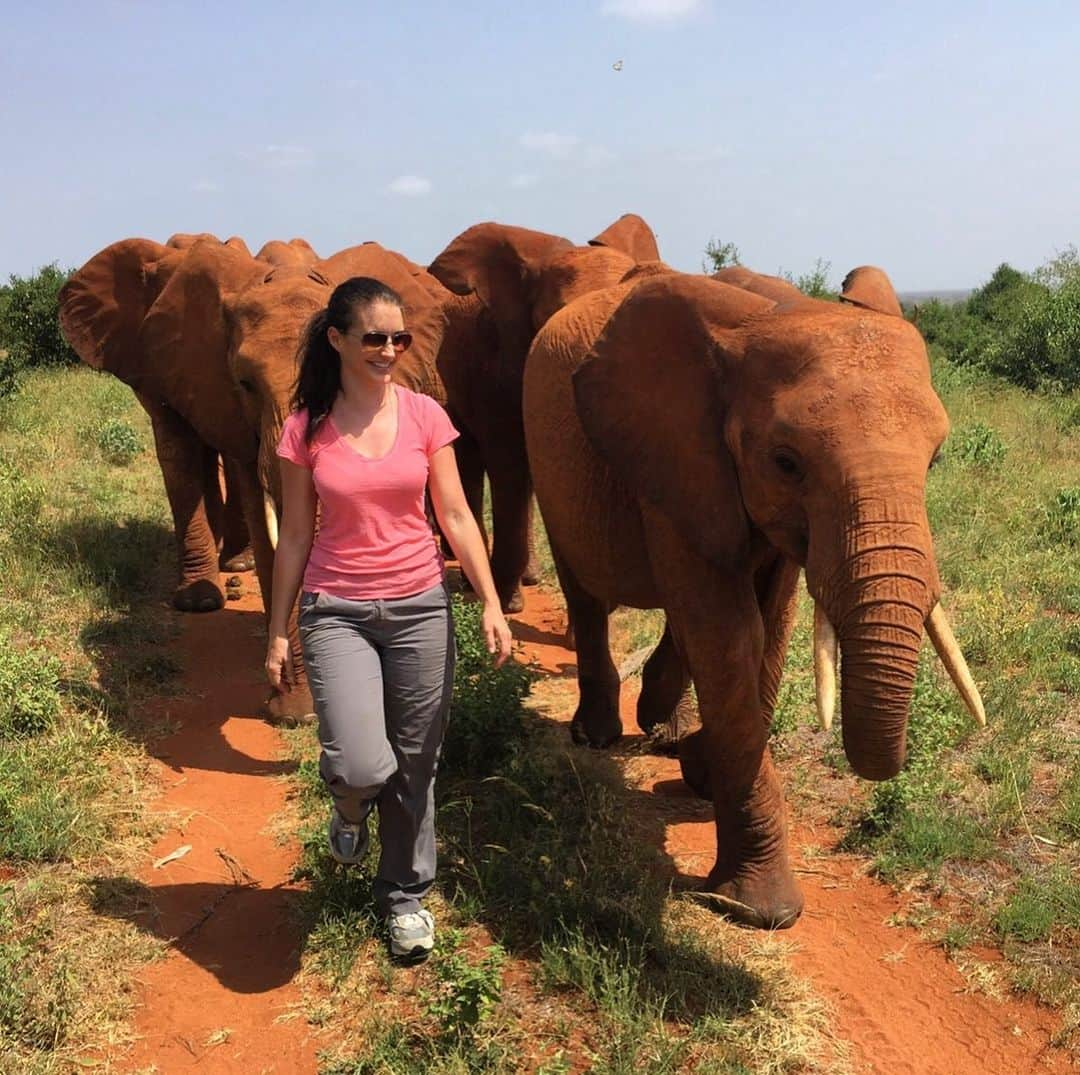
[702,238,741,273]
[0,264,78,373]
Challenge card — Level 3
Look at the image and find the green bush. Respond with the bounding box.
[1041,488,1080,546]
[441,595,534,776]
[948,422,1007,467]
[96,419,142,465]
[702,238,741,272]
[0,457,44,543]
[0,631,63,738]
[0,265,77,400]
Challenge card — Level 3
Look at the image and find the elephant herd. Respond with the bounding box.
[59,219,985,929]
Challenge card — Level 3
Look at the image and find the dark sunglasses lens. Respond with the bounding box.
[360,331,413,351]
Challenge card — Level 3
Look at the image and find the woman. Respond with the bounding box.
[266,276,512,962]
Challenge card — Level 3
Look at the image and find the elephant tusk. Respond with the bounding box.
[813,603,838,732]
[263,491,279,552]
[925,603,986,728]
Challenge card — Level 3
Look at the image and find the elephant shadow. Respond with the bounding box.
[38,516,295,780]
[87,875,305,994]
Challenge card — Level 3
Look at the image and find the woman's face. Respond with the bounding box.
[330,299,406,389]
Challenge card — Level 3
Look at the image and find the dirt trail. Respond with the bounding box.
[115,588,321,1073]
[112,583,1072,1073]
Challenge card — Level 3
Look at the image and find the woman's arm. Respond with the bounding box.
[428,444,513,666]
[265,458,317,691]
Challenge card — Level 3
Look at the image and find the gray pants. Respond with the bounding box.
[298,582,454,915]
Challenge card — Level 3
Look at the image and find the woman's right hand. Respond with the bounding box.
[265,634,294,692]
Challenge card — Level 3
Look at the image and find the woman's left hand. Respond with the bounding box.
[482,601,513,668]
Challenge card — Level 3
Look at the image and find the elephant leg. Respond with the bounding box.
[487,445,532,614]
[522,496,541,586]
[447,432,487,568]
[137,393,224,613]
[755,552,801,726]
[645,514,802,930]
[637,619,698,753]
[219,455,255,572]
[230,460,315,726]
[551,545,621,747]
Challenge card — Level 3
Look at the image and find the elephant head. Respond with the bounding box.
[166,232,252,256]
[572,270,982,781]
[429,217,655,367]
[254,238,320,268]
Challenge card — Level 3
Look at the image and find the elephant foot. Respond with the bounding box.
[701,864,804,931]
[173,578,225,613]
[677,729,711,799]
[501,586,524,615]
[260,687,316,728]
[220,546,256,572]
[522,561,541,587]
[569,700,622,748]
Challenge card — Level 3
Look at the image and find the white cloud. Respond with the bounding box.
[510,173,539,189]
[601,0,703,21]
[519,131,581,158]
[387,175,433,197]
[191,179,221,193]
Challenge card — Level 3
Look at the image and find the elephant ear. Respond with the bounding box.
[573,275,775,565]
[839,266,903,317]
[59,238,183,380]
[137,242,266,452]
[428,222,574,366]
[588,213,660,262]
[712,266,806,305]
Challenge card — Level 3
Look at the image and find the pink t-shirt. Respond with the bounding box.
[276,387,459,599]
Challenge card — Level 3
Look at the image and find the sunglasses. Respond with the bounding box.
[346,330,413,352]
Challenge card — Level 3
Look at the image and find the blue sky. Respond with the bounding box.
[3,1,1078,289]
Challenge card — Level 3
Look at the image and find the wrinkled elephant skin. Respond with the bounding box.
[523,268,964,929]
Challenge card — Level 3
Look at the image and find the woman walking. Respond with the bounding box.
[266,277,512,961]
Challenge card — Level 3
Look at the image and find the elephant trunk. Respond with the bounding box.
[809,492,938,781]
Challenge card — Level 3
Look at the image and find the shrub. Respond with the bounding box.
[702,238,741,273]
[441,595,534,776]
[0,265,77,379]
[948,423,1007,467]
[96,419,142,465]
[1041,488,1080,546]
[0,457,44,542]
[0,631,63,738]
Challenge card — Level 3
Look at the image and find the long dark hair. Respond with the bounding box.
[293,276,404,441]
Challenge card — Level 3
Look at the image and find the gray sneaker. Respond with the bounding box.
[328,807,369,865]
[387,909,435,960]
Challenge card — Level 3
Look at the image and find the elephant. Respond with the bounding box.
[428,214,662,610]
[254,238,320,269]
[59,236,451,724]
[521,265,985,929]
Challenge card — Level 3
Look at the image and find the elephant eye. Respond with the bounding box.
[238,378,256,393]
[773,451,802,480]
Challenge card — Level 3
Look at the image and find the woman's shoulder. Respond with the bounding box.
[396,385,446,419]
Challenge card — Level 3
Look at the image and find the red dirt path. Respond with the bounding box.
[111,583,1073,1073]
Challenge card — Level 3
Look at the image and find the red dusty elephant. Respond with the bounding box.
[427,214,662,612]
[522,266,985,929]
[58,237,450,724]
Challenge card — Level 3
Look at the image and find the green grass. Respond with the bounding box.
[283,596,833,1074]
[0,366,174,1070]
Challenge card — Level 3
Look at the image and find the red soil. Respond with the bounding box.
[111,583,1073,1073]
